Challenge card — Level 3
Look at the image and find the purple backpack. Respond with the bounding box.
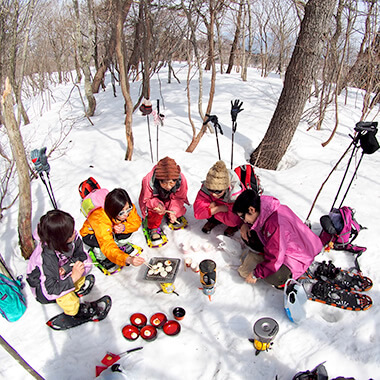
[320,206,366,256]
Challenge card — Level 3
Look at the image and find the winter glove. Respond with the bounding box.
[31,147,50,174]
[39,147,50,173]
[139,99,153,115]
[203,114,223,135]
[231,99,243,123]
[31,149,43,174]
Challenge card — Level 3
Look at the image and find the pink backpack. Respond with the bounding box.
[81,188,109,218]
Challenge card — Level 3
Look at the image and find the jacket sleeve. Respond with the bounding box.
[72,235,92,276]
[41,250,76,299]
[139,173,162,218]
[87,208,129,267]
[253,217,286,279]
[167,173,189,217]
[193,189,212,220]
[120,204,142,233]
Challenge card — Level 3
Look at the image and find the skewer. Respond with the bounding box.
[70,262,94,267]
[143,261,154,270]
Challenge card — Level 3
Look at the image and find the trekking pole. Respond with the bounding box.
[147,115,154,163]
[203,114,223,160]
[305,121,379,223]
[230,99,244,169]
[156,100,159,162]
[154,99,165,162]
[139,99,153,163]
[31,148,58,210]
[330,137,361,211]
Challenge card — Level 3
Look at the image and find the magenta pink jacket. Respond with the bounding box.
[251,195,322,280]
[193,170,243,227]
[139,166,189,218]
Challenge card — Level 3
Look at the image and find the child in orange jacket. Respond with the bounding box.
[80,188,144,268]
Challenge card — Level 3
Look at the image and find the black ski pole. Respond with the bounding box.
[147,115,154,163]
[31,148,58,209]
[139,99,154,163]
[230,100,243,169]
[204,114,223,160]
[156,99,159,162]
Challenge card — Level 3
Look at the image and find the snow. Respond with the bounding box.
[1,63,379,380]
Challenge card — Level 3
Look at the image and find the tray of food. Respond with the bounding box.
[144,257,181,282]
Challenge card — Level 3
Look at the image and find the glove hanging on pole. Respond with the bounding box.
[140,99,154,163]
[230,99,243,169]
[31,147,58,209]
[204,114,223,160]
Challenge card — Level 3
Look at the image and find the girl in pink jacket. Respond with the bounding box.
[233,190,323,288]
[193,160,243,237]
[139,157,189,241]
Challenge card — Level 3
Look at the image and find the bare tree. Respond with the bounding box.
[113,0,134,160]
[250,0,337,170]
[1,79,34,259]
[226,0,244,74]
[72,0,96,117]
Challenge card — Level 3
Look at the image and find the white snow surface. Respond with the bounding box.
[0,63,379,380]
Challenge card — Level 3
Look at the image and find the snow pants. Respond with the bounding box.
[238,250,291,287]
[56,276,85,316]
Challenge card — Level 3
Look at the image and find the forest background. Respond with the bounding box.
[0,1,379,378]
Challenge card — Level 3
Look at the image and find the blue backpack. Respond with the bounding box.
[0,273,27,322]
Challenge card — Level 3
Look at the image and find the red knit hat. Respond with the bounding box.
[155,157,181,180]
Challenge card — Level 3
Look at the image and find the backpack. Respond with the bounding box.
[319,206,366,267]
[80,188,109,218]
[0,273,27,322]
[234,164,263,194]
[79,177,101,199]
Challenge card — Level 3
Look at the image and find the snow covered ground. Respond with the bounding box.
[0,63,379,380]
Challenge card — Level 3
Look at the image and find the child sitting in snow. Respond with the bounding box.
[233,189,323,288]
[193,160,243,237]
[26,210,106,320]
[139,156,189,242]
[80,188,145,269]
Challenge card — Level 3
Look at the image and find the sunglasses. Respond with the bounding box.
[207,189,224,195]
[118,206,133,218]
[159,179,178,185]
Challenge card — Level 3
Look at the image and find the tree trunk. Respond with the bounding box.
[1,79,34,259]
[250,0,336,170]
[226,0,243,74]
[186,0,217,153]
[113,0,134,160]
[73,0,96,117]
[92,27,116,93]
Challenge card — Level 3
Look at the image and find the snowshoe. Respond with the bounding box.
[142,218,168,248]
[46,295,112,330]
[167,215,188,231]
[284,279,308,323]
[118,242,143,257]
[305,260,372,292]
[300,278,372,311]
[88,248,121,275]
[76,274,95,297]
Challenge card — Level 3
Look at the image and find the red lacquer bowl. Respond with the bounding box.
[163,320,181,336]
[130,313,147,328]
[122,324,140,341]
[140,325,157,341]
[150,312,167,328]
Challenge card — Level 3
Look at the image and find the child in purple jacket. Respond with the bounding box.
[233,190,322,288]
[27,210,107,321]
